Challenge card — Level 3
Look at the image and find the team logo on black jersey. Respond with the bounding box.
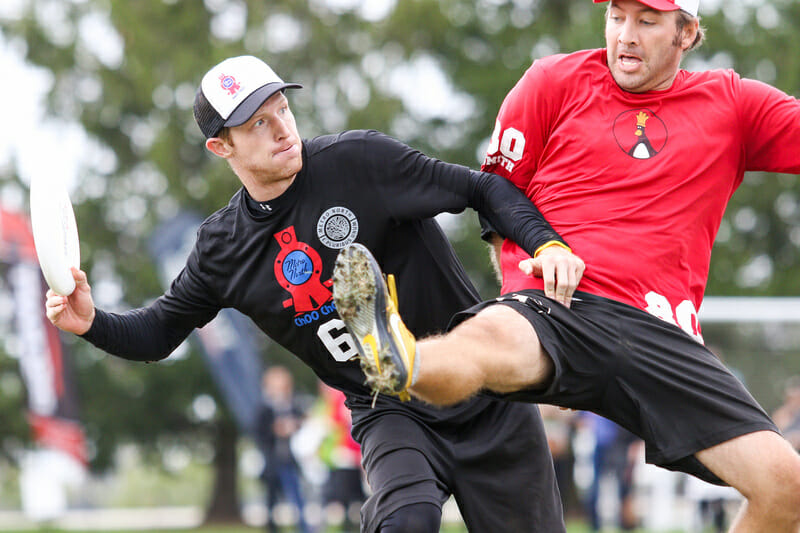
[612,108,668,160]
[274,226,333,314]
[317,206,358,249]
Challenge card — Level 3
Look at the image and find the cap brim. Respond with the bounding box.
[593,0,681,11]
[223,81,303,128]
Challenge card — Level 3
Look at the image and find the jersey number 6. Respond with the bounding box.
[317,318,359,362]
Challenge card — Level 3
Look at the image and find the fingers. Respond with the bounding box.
[71,267,90,289]
[554,255,583,306]
[518,259,535,276]
[44,269,95,333]
[540,257,558,302]
[552,254,585,308]
[518,249,586,308]
[45,292,67,324]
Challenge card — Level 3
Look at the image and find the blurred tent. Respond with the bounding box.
[0,206,87,521]
[148,211,265,438]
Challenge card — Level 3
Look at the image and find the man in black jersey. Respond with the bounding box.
[44,55,585,532]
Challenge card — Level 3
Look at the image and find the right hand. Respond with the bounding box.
[45,267,96,335]
[518,245,585,308]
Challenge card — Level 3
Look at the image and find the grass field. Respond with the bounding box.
[0,522,690,533]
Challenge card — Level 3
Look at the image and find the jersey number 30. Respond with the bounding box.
[644,291,704,344]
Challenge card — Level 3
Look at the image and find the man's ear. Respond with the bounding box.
[206,137,232,158]
[680,18,699,51]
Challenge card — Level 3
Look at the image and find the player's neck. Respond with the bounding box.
[242,173,297,202]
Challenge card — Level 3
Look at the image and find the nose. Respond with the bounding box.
[618,19,638,46]
[274,116,291,140]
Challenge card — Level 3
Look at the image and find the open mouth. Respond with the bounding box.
[617,53,642,72]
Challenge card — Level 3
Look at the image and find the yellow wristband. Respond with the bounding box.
[533,240,571,258]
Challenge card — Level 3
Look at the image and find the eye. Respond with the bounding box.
[253,119,264,127]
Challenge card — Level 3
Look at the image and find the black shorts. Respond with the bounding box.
[357,401,564,532]
[450,290,779,485]
[323,468,365,507]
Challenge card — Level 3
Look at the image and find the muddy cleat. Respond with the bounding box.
[333,243,418,403]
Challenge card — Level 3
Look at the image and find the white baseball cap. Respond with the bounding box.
[193,55,302,138]
[593,0,699,17]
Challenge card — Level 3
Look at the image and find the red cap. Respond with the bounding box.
[593,0,698,17]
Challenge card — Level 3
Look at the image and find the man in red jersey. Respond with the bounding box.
[333,0,800,530]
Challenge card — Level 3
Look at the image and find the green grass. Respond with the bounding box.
[0,521,692,533]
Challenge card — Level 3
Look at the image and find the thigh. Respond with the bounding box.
[453,402,566,532]
[608,309,779,483]
[695,430,800,497]
[462,290,779,485]
[359,415,449,533]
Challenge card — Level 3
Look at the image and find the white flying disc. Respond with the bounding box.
[29,175,80,296]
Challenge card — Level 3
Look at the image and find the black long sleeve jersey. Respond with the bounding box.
[83,130,563,432]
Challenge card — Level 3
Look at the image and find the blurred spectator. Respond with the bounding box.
[773,375,800,451]
[540,404,578,512]
[316,383,365,532]
[684,473,740,533]
[577,412,639,531]
[678,346,741,533]
[256,366,312,533]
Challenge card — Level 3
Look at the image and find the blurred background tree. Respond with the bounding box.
[0,0,798,522]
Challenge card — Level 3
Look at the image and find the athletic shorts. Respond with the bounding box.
[450,290,779,485]
[357,401,565,532]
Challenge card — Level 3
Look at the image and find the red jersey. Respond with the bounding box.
[482,49,800,341]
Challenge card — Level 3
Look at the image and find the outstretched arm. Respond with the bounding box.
[45,267,200,362]
[357,131,585,304]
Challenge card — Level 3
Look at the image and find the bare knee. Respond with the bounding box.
[764,449,800,518]
[751,436,800,510]
[744,452,800,527]
[699,431,800,523]
[458,304,553,393]
[413,304,553,405]
[460,305,536,348]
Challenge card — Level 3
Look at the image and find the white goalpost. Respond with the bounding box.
[700,297,800,323]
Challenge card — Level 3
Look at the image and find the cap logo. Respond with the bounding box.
[218,73,241,96]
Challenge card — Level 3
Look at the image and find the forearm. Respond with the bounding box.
[81,307,192,362]
[469,170,566,256]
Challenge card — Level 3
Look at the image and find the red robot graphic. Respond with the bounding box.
[274,226,332,314]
